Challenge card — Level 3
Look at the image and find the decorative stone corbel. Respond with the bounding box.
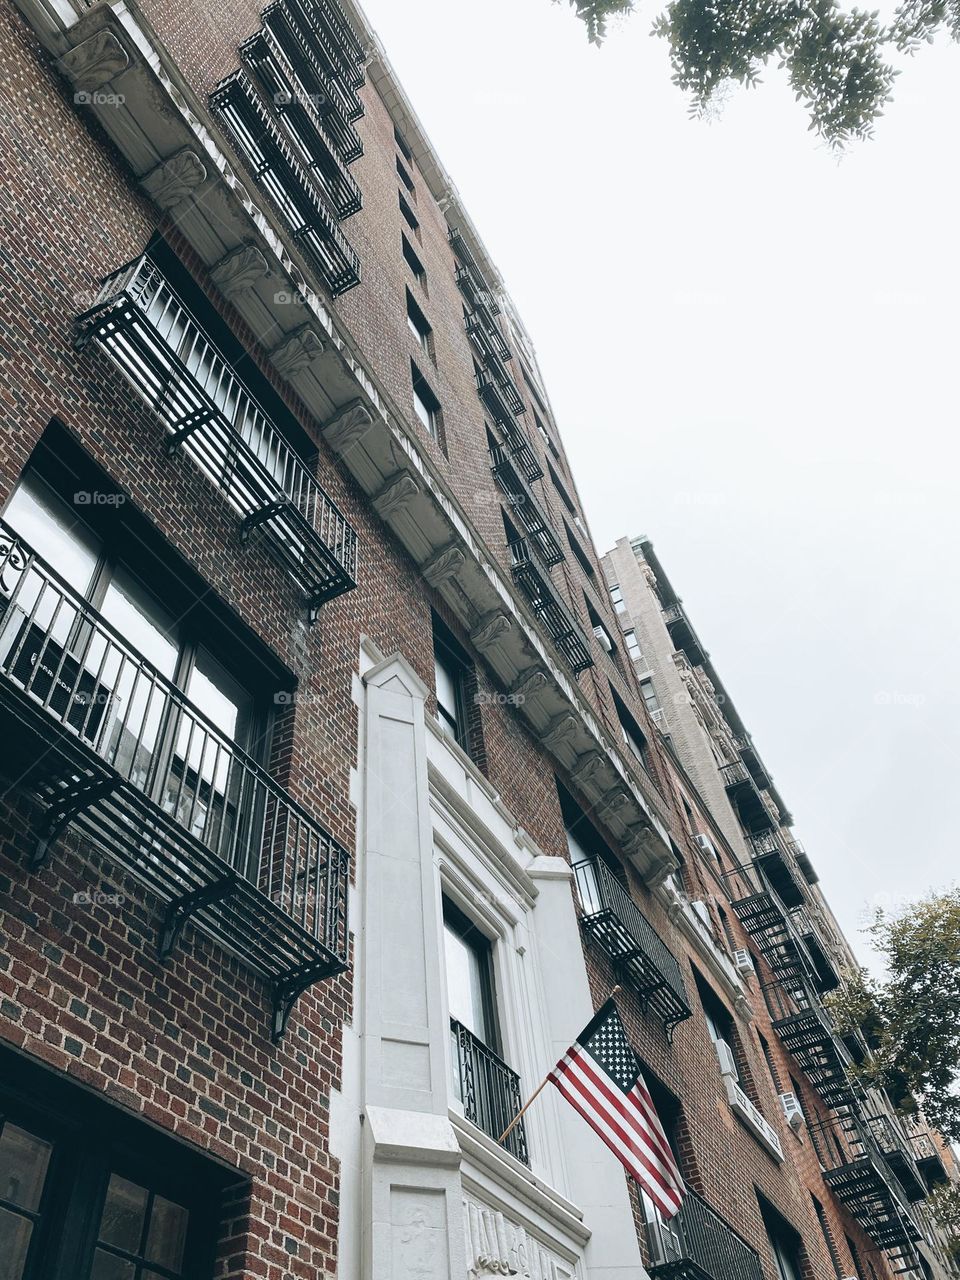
[372,472,419,522]
[211,244,270,300]
[509,666,549,705]
[597,786,632,822]
[270,326,326,378]
[542,713,579,754]
[422,544,465,589]
[141,150,207,211]
[59,30,129,93]
[470,611,511,653]
[323,400,374,453]
[571,749,605,790]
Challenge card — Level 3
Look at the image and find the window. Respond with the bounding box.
[433,613,470,750]
[812,1195,844,1278]
[395,155,415,195]
[401,233,425,284]
[443,899,496,1050]
[610,686,651,772]
[565,524,595,577]
[640,678,662,717]
[557,781,627,911]
[586,598,616,655]
[406,289,432,356]
[394,124,414,163]
[0,1065,225,1280]
[609,583,626,614]
[411,361,441,439]
[547,460,576,515]
[398,191,419,235]
[624,629,643,663]
[1,451,283,849]
[759,1199,806,1280]
[695,971,748,1084]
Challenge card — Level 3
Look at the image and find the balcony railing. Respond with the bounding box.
[810,1110,923,1256]
[729,877,813,987]
[240,29,362,218]
[791,907,842,993]
[450,1018,528,1165]
[0,525,350,1041]
[720,760,777,835]
[509,539,593,674]
[275,0,364,119]
[647,1188,765,1280]
[867,1114,928,1202]
[463,299,511,363]
[762,981,856,1110]
[210,71,361,296]
[478,373,542,483]
[908,1126,949,1187]
[449,228,501,316]
[661,601,707,666]
[76,256,358,617]
[574,859,691,1038]
[288,0,366,94]
[489,445,563,567]
[747,831,806,909]
[262,1,364,162]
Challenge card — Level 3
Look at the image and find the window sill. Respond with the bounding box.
[721,1075,785,1162]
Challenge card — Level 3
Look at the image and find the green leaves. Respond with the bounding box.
[559,0,959,145]
[828,890,960,1141]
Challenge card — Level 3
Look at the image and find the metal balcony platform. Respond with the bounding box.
[240,29,362,218]
[490,445,563,567]
[574,860,691,1039]
[647,1189,764,1280]
[769,1002,855,1110]
[76,256,358,617]
[748,831,805,909]
[0,527,350,1041]
[510,539,593,674]
[211,71,361,296]
[731,889,811,985]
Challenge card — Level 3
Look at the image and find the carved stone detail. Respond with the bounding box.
[141,151,207,210]
[270,326,326,377]
[571,750,605,790]
[422,545,465,589]
[542,713,578,753]
[597,786,632,820]
[59,31,129,92]
[509,667,549,704]
[470,611,511,653]
[324,399,375,453]
[211,243,270,299]
[463,1194,575,1279]
[373,472,419,522]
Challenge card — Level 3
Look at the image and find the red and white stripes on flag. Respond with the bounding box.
[549,999,685,1219]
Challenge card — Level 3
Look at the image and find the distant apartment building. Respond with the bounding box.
[0,1,955,1278]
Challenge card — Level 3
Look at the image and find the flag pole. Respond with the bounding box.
[496,986,622,1145]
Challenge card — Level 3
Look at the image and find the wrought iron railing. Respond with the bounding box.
[747,830,806,908]
[274,0,364,118]
[262,1,364,162]
[481,380,541,483]
[509,538,593,673]
[0,524,350,1039]
[450,1018,528,1165]
[720,760,777,833]
[288,0,366,93]
[210,71,361,295]
[449,228,500,315]
[76,256,358,615]
[762,980,856,1110]
[240,28,362,218]
[647,1188,765,1280]
[867,1114,928,1201]
[489,445,563,567]
[573,859,691,1037]
[809,1109,922,1252]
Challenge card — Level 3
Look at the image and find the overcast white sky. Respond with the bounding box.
[359,0,960,972]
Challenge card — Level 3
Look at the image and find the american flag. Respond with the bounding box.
[549,999,685,1219]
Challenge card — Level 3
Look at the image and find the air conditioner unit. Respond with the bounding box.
[733,949,755,976]
[715,1038,738,1079]
[694,833,717,860]
[780,1092,805,1131]
[593,625,613,653]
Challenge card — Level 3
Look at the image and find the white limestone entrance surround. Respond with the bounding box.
[330,641,650,1278]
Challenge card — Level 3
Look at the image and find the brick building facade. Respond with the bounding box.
[0,1,954,1279]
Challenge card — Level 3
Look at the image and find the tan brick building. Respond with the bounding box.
[0,1,954,1278]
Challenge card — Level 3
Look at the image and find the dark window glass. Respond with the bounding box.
[433,614,469,750]
[401,234,425,283]
[443,900,496,1049]
[411,362,440,439]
